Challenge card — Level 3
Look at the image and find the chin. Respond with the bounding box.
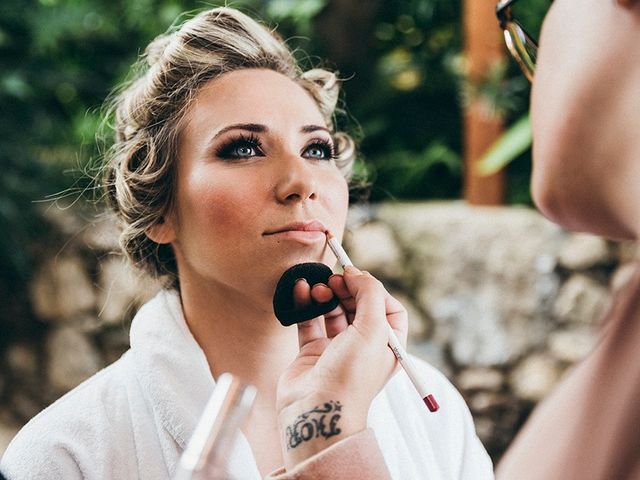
[269,254,328,279]
[532,177,636,241]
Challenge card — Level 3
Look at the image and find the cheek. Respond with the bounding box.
[322,172,349,226]
[176,169,260,240]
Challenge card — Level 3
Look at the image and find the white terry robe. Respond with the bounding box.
[1,289,493,479]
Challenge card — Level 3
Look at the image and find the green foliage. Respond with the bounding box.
[351,0,465,201]
[450,56,529,119]
[266,0,327,35]
[0,0,549,314]
[477,114,531,176]
[479,0,548,200]
[373,141,461,199]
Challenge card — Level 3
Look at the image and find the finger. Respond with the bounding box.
[309,283,334,304]
[323,304,349,338]
[309,282,349,337]
[341,267,407,347]
[327,274,351,298]
[385,295,409,347]
[296,316,327,350]
[341,270,387,337]
[292,279,327,349]
[325,275,354,333]
[327,274,356,312]
[292,278,311,308]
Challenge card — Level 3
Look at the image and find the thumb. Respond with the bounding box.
[341,267,387,340]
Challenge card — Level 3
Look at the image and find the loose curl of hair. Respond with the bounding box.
[102,7,358,285]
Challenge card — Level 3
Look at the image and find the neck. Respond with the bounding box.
[178,274,299,401]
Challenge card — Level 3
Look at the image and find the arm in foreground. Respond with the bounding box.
[497,268,640,479]
[266,428,391,480]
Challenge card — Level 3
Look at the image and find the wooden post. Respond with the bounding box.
[463,0,506,205]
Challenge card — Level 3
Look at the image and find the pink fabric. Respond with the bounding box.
[497,264,640,479]
[266,429,391,480]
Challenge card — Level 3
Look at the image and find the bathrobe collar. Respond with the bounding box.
[130,289,212,448]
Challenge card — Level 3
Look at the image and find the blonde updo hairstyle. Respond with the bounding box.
[103,7,356,284]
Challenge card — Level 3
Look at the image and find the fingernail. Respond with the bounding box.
[294,278,308,285]
[344,265,360,274]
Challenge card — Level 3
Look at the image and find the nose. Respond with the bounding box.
[274,153,318,204]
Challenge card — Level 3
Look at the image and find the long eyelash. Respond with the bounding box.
[307,137,338,159]
[215,133,263,157]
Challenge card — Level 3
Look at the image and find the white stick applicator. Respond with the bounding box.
[325,230,439,413]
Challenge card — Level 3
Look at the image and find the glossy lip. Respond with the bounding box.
[263,220,327,244]
[263,220,327,236]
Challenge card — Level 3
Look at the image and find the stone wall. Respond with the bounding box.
[345,202,636,461]
[1,201,636,464]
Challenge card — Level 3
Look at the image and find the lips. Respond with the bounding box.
[263,220,327,236]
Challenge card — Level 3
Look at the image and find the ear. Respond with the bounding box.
[145,217,176,245]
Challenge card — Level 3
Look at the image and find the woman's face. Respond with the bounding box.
[530,0,640,238]
[158,69,349,304]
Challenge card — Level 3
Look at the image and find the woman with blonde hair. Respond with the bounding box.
[1,7,492,479]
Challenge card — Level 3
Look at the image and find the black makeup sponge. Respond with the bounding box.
[273,262,340,326]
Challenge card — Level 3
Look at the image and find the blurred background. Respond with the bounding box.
[3,0,625,467]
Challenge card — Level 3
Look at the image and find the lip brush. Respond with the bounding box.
[325,230,439,413]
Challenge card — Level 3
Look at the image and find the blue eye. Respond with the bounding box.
[302,139,336,161]
[232,144,256,157]
[216,134,264,160]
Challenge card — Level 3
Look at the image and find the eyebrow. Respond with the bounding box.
[300,125,331,135]
[211,123,331,140]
